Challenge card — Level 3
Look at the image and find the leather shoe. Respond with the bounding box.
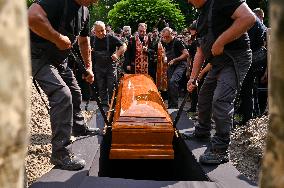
[199,149,229,164]
[50,154,86,170]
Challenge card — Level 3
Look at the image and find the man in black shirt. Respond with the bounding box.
[28,0,98,170]
[185,0,255,164]
[161,27,189,109]
[238,18,267,124]
[90,21,126,107]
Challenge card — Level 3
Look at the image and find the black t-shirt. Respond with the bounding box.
[91,34,124,55]
[187,39,198,59]
[162,38,186,58]
[197,0,250,50]
[30,0,90,43]
[248,18,266,51]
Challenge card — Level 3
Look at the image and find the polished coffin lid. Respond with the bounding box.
[110,74,174,159]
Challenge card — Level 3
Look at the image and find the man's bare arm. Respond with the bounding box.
[212,3,256,55]
[78,36,94,83]
[169,49,189,66]
[175,49,189,62]
[187,47,205,92]
[190,47,205,80]
[78,36,92,69]
[28,3,71,50]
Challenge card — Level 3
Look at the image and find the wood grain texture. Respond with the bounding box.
[110,74,174,159]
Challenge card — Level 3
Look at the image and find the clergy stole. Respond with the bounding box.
[156,42,168,91]
[134,35,149,74]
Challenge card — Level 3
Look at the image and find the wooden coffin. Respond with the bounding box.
[109,74,174,159]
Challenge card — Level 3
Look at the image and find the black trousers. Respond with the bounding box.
[93,64,117,107]
[32,56,86,157]
[239,57,267,124]
[167,61,187,108]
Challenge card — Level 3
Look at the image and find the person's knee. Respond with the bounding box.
[54,87,73,106]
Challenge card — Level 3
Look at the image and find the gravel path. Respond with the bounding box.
[230,116,268,183]
[25,84,95,187]
[25,85,268,186]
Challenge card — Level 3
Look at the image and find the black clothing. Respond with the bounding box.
[91,34,124,106]
[30,0,91,165]
[197,0,249,51]
[31,0,89,43]
[50,154,85,170]
[121,35,132,73]
[91,34,123,69]
[91,34,123,55]
[148,37,160,82]
[187,38,198,60]
[162,38,188,108]
[248,18,266,51]
[193,0,252,153]
[238,18,267,124]
[162,38,186,58]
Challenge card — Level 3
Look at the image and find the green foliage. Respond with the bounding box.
[173,0,199,25]
[27,0,35,7]
[107,0,185,32]
[89,0,119,25]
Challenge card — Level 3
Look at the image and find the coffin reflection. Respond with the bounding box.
[109,74,174,159]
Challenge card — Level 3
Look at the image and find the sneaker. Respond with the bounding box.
[182,131,210,141]
[50,154,86,170]
[199,149,229,164]
[72,127,101,137]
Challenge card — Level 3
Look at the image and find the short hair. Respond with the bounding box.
[253,8,264,19]
[189,20,197,30]
[91,21,105,33]
[138,23,147,28]
[123,26,131,32]
[161,27,173,34]
[114,28,123,34]
[152,27,159,32]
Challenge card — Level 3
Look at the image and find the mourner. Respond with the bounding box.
[186,21,199,114]
[185,0,255,164]
[122,26,132,38]
[91,21,127,107]
[161,27,189,109]
[129,23,150,74]
[148,28,160,83]
[122,26,132,74]
[238,17,267,124]
[28,0,99,170]
[253,8,265,24]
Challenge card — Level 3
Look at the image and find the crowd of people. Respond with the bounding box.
[28,0,268,170]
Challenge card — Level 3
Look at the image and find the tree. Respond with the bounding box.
[108,0,185,32]
[89,0,120,25]
[0,0,30,188]
[174,0,199,26]
[27,0,34,7]
[260,1,284,187]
